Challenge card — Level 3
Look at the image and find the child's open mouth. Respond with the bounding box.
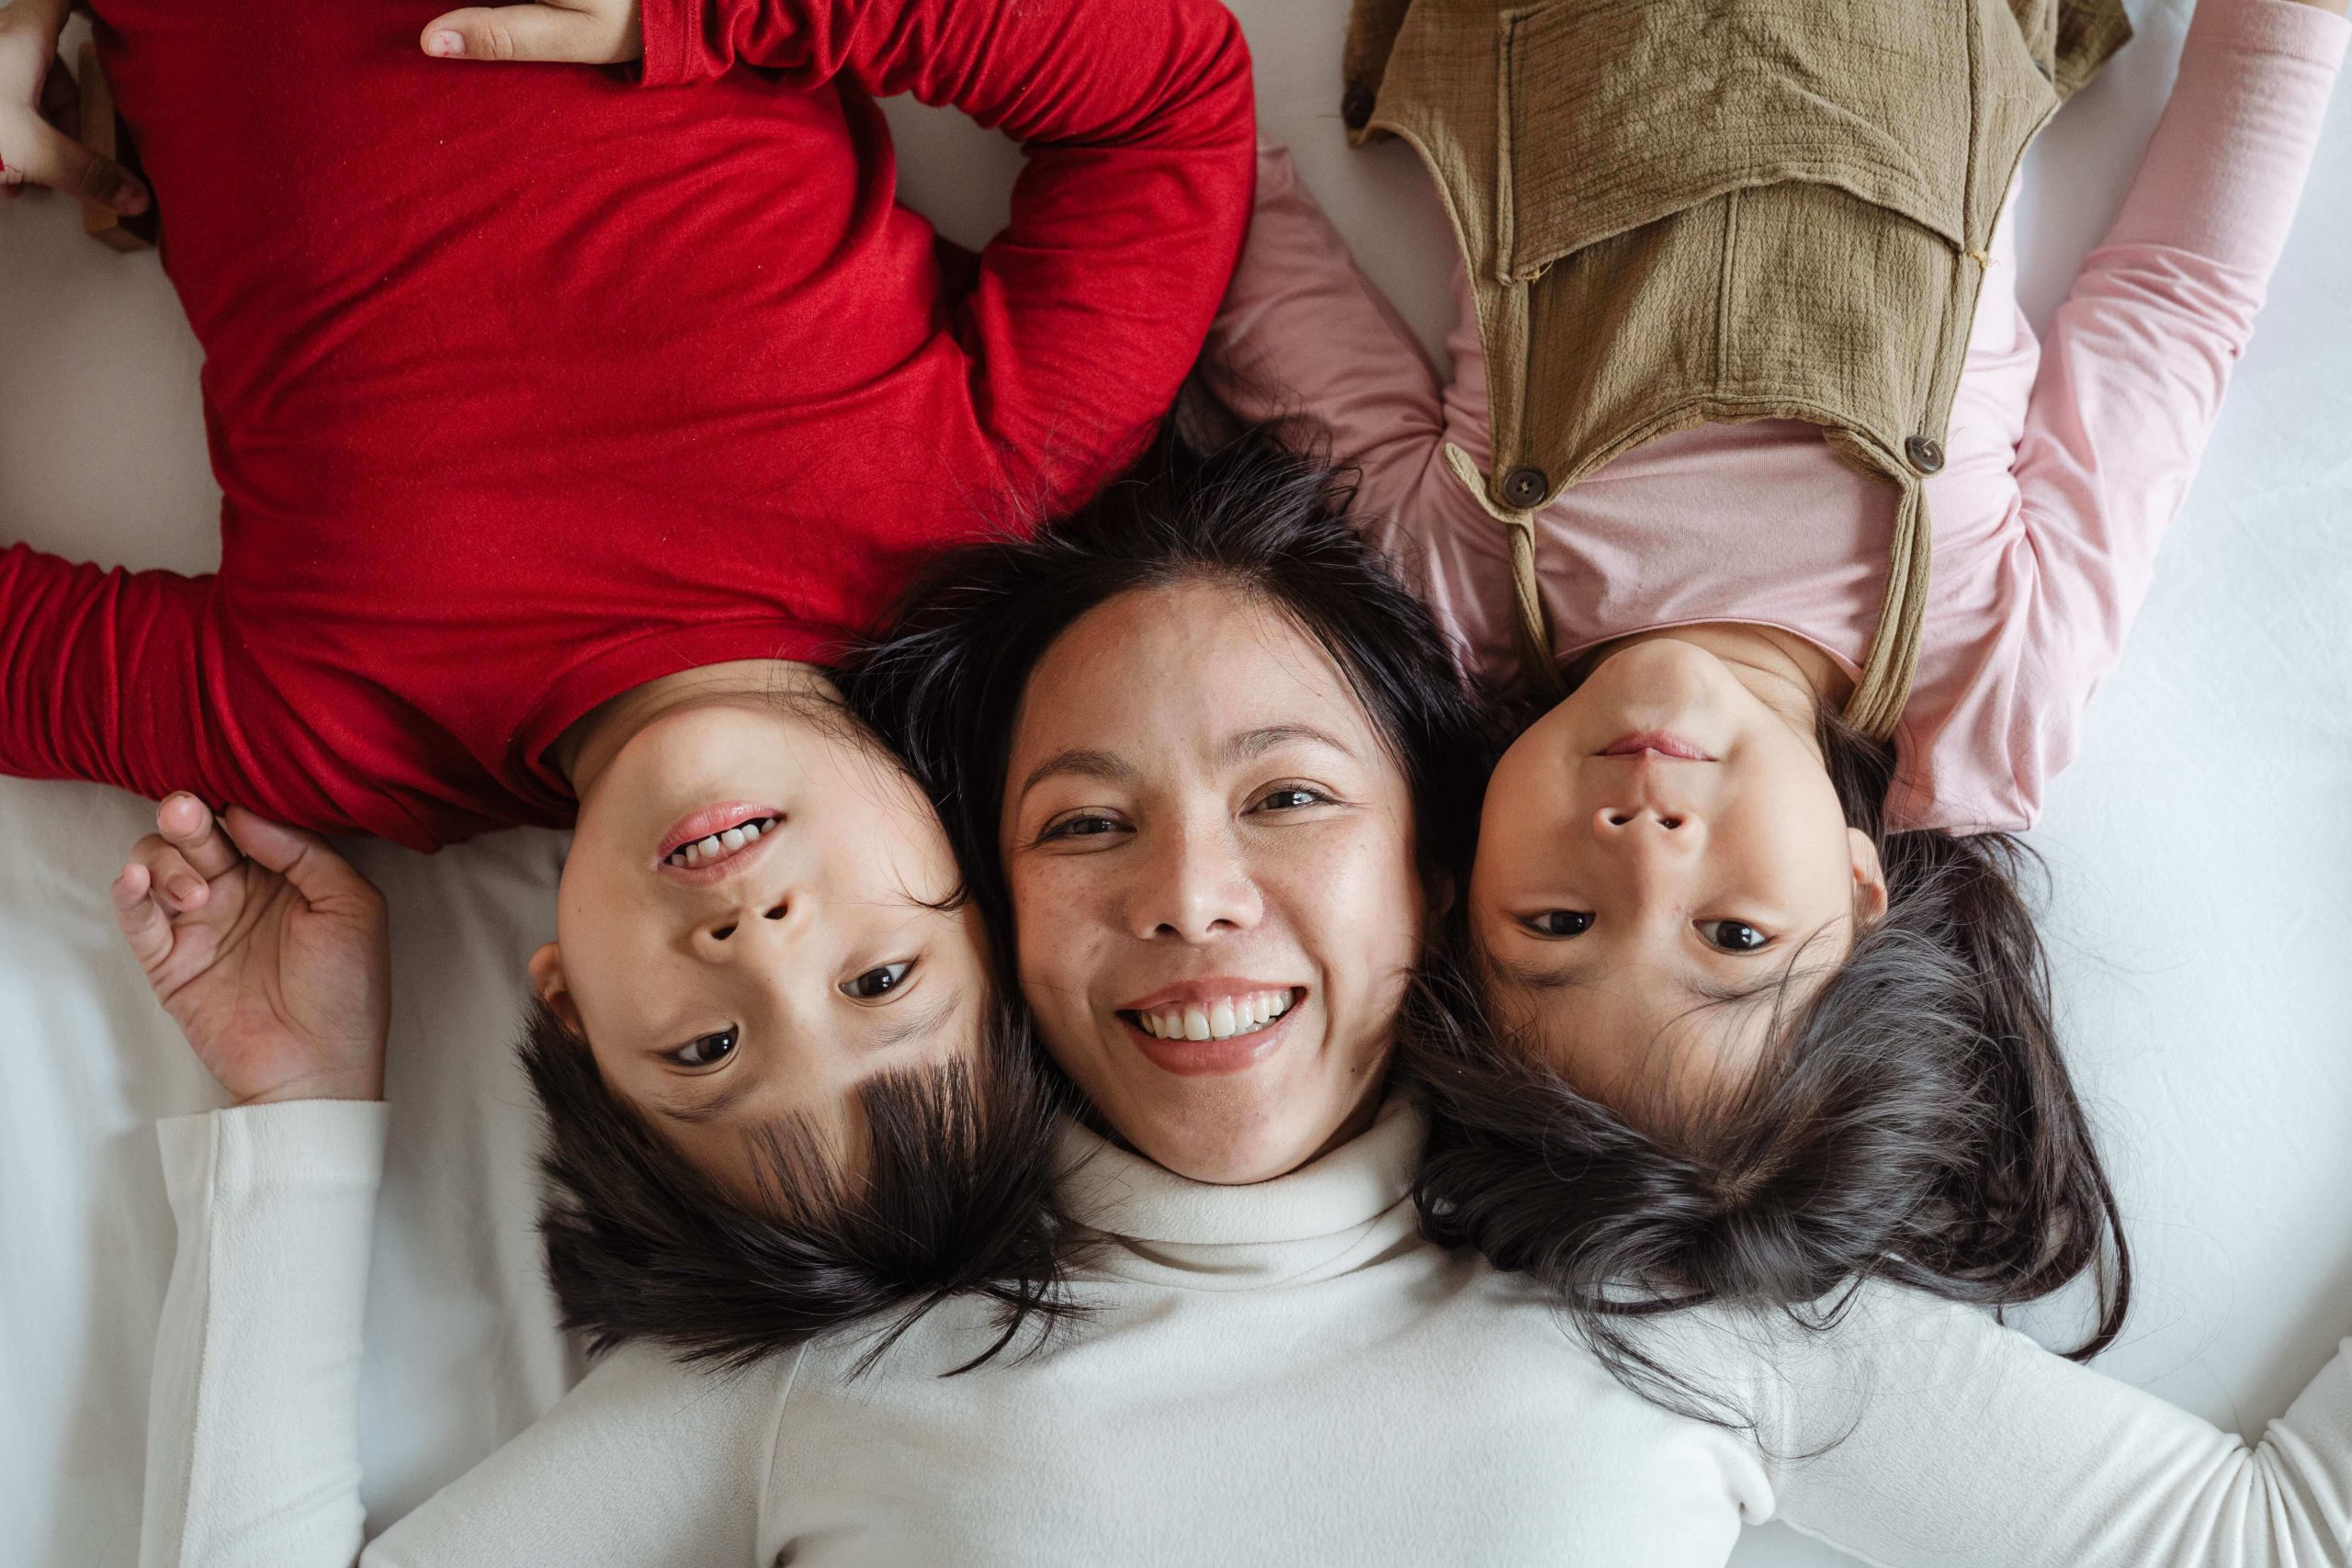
[657,804,786,872]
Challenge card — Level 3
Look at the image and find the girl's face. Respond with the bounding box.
[1001,580,1425,1186]
[1470,633,1886,1112]
[534,692,990,1197]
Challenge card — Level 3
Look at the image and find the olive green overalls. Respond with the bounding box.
[1340,0,2131,732]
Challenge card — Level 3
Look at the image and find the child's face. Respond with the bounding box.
[1469,636,1886,1115]
[999,581,1425,1185]
[533,694,989,1199]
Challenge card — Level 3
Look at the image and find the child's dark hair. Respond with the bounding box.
[1408,705,2131,1418]
[521,995,1078,1375]
[848,424,1494,939]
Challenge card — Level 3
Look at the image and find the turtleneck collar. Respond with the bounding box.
[1054,1098,1428,1291]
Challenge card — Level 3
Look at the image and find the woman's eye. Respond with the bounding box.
[666,1026,739,1068]
[843,961,914,1000]
[1521,910,1594,939]
[1700,919,1770,953]
[1038,812,1125,844]
[1252,785,1331,813]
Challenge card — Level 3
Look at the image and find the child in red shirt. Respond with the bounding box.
[0,0,1253,1357]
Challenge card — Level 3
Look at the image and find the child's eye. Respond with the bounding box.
[665,1026,739,1068]
[1251,785,1332,813]
[1037,812,1126,844]
[1699,919,1770,953]
[1521,910,1593,939]
[842,961,914,1000]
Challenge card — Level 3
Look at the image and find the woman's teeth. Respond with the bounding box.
[1134,989,1295,1042]
[663,817,778,869]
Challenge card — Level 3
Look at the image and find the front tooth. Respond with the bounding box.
[1182,1007,1212,1041]
[720,827,747,852]
[1208,1000,1238,1038]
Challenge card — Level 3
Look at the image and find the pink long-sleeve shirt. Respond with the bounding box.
[1211,0,2345,833]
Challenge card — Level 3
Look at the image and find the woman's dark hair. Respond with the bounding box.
[521,994,1078,1375]
[1411,705,2131,1421]
[848,427,1495,940]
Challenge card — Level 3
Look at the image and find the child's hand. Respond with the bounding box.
[0,0,148,213]
[111,795,390,1107]
[420,0,642,64]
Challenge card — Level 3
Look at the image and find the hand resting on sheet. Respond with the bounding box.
[110,794,390,1107]
[0,0,149,211]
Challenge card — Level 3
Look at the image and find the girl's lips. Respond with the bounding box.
[1122,998,1303,1078]
[657,802,786,862]
[1597,730,1714,762]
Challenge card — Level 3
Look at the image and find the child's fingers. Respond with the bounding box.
[221,807,379,908]
[157,793,242,880]
[125,833,212,913]
[420,5,637,65]
[110,862,175,968]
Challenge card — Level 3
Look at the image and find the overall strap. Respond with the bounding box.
[1442,444,1567,700]
[1841,476,1931,739]
[1445,444,1928,737]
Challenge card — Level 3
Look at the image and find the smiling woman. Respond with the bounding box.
[857,432,1492,1185]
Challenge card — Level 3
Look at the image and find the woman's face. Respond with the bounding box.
[1470,633,1885,1113]
[1001,580,1425,1185]
[534,691,990,1198]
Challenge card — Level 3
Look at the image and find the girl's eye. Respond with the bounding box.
[1252,785,1330,813]
[1038,812,1125,844]
[666,1026,739,1068]
[1700,919,1770,953]
[1522,910,1594,939]
[843,961,914,1000]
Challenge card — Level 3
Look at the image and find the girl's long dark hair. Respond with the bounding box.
[1409,706,2131,1421]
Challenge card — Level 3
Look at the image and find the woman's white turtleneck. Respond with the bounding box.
[141,1099,2352,1567]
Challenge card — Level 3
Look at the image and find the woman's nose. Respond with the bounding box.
[1130,829,1262,942]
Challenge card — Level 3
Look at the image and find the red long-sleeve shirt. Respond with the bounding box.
[1,0,1254,850]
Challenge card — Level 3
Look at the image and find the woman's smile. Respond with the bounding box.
[1116,983,1308,1076]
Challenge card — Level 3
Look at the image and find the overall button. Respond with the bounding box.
[1341,84,1376,131]
[1501,466,1551,508]
[1904,435,1946,475]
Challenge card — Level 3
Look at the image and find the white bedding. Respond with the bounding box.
[1,2,2346,1563]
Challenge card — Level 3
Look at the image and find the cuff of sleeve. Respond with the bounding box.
[157,1100,390,1215]
[2190,0,2352,68]
[636,0,697,87]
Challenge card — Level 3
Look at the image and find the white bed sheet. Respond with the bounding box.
[2,2,2346,1563]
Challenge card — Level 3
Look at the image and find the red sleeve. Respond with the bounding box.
[642,0,1258,511]
[0,544,258,813]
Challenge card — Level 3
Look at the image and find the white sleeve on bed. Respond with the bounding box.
[141,1100,391,1568]
[1758,1286,2352,1565]
[139,1100,786,1568]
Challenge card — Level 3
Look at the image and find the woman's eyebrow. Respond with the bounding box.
[1015,747,1131,801]
[1221,722,1352,763]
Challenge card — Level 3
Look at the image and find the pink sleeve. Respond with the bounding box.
[1996,0,2346,817]
[1206,147,1527,682]
[640,0,1257,513]
[0,544,254,811]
